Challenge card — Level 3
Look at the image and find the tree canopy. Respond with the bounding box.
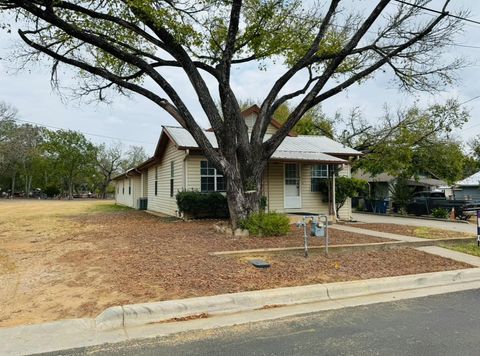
[0,102,150,198]
[349,100,469,184]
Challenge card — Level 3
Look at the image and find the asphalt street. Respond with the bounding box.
[41,289,480,356]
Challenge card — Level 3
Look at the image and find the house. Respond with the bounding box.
[113,106,362,219]
[455,171,480,201]
[352,170,448,213]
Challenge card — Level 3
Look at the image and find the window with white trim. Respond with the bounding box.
[200,161,225,192]
[154,167,158,196]
[311,164,328,192]
[128,178,131,195]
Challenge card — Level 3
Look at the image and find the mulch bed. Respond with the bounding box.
[64,212,471,299]
[348,223,475,239]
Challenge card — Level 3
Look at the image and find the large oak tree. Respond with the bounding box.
[0,0,465,227]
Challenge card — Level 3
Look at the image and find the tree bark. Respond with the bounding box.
[10,172,15,198]
[223,157,265,230]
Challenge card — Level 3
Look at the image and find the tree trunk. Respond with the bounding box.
[11,173,16,198]
[68,180,73,199]
[224,165,264,231]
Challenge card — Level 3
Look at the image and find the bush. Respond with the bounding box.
[44,185,60,198]
[432,207,449,219]
[176,190,229,218]
[260,196,267,211]
[240,212,290,237]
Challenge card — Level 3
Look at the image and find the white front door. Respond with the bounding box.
[284,163,301,209]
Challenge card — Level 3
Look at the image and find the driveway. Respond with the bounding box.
[352,212,476,234]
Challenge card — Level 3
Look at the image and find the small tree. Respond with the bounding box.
[335,177,367,214]
[390,176,414,214]
[44,130,97,199]
[95,143,124,199]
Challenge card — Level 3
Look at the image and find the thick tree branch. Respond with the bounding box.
[252,0,341,146]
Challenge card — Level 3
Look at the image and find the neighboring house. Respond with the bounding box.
[353,170,447,212]
[455,171,480,201]
[113,106,362,219]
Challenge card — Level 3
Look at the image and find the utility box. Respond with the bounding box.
[138,197,148,210]
[311,218,326,237]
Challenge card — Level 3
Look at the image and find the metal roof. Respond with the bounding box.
[456,171,480,186]
[164,126,360,161]
[354,170,447,186]
[271,151,346,163]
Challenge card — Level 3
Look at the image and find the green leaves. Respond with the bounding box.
[353,100,470,184]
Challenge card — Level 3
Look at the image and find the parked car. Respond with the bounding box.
[406,191,480,220]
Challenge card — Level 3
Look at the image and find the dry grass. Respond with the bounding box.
[0,200,472,328]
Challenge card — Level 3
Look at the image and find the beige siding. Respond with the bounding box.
[265,162,283,211]
[265,124,278,135]
[337,164,352,219]
[265,162,329,214]
[244,113,278,136]
[115,175,141,208]
[147,140,185,215]
[185,153,205,191]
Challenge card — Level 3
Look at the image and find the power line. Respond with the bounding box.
[460,95,480,106]
[454,43,480,49]
[394,0,480,26]
[12,117,156,146]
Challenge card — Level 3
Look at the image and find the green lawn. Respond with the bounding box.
[87,203,133,213]
[441,241,480,257]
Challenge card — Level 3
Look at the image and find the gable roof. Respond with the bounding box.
[162,126,360,163]
[456,171,480,186]
[206,105,296,137]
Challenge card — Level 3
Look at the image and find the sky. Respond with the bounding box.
[1,0,480,155]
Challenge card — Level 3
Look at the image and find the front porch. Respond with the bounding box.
[262,160,351,220]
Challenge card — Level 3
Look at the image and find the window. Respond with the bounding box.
[122,180,125,194]
[170,161,174,197]
[200,160,225,192]
[128,178,131,195]
[311,164,329,192]
[154,167,158,196]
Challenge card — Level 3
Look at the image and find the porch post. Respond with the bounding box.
[332,172,337,218]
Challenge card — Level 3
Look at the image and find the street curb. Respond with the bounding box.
[95,267,480,331]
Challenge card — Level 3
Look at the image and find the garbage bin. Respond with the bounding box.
[373,199,388,214]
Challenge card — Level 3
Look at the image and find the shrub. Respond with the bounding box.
[240,212,290,237]
[390,176,414,214]
[260,196,267,211]
[432,207,449,219]
[176,190,229,218]
[44,185,60,198]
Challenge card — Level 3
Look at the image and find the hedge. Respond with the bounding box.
[239,212,290,236]
[176,190,229,218]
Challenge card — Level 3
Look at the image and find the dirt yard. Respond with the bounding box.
[350,223,476,239]
[0,200,472,327]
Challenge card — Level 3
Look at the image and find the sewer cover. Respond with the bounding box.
[249,259,271,268]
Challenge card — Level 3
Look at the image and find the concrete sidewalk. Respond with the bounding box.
[331,224,425,242]
[416,246,480,267]
[352,213,476,234]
